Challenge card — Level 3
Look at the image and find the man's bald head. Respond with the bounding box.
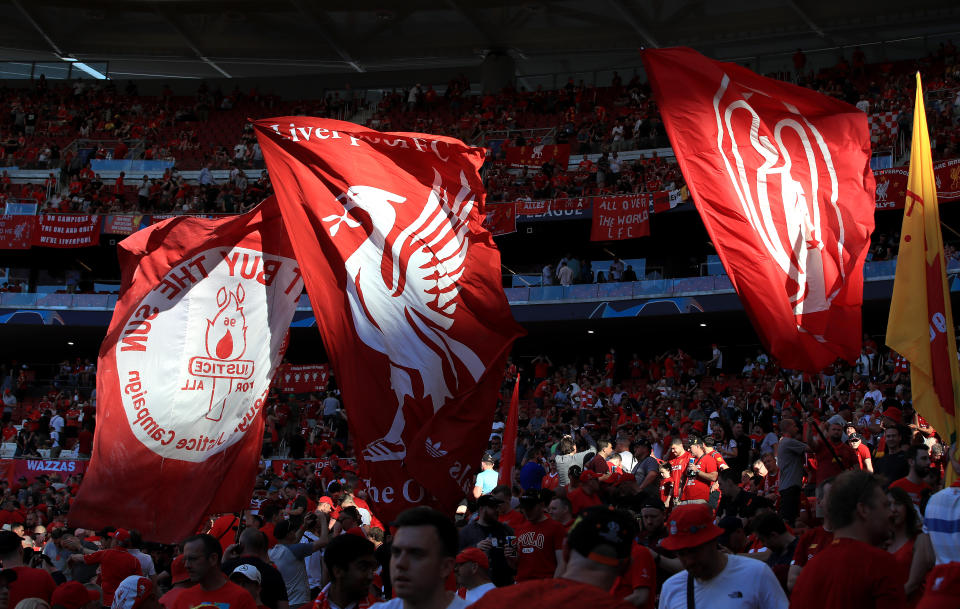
[239,527,267,553]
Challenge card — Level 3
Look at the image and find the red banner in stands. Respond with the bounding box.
[516,197,591,216]
[0,215,36,249]
[9,458,87,484]
[874,159,960,209]
[33,215,100,248]
[482,203,517,236]
[590,194,651,241]
[504,143,570,169]
[274,363,330,394]
[102,215,143,235]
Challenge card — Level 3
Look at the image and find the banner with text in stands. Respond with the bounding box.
[0,458,88,485]
[590,194,652,241]
[33,215,100,248]
[273,363,331,394]
[516,197,592,221]
[874,159,960,209]
[102,215,144,235]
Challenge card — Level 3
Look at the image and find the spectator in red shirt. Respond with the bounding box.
[889,444,932,509]
[567,470,604,515]
[806,417,858,516]
[790,470,906,608]
[470,507,637,609]
[66,530,142,606]
[173,535,256,609]
[512,490,566,581]
[678,437,718,505]
[848,433,874,472]
[0,530,56,608]
[666,438,691,505]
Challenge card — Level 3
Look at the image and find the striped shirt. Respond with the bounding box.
[923,486,960,564]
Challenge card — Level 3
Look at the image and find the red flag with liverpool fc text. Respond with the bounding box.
[254,118,524,522]
[69,198,302,542]
[643,48,875,371]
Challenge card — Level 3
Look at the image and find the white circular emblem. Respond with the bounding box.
[115,246,301,462]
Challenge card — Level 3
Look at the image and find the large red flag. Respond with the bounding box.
[69,198,302,542]
[643,48,875,371]
[253,118,524,522]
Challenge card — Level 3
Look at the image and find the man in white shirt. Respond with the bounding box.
[658,504,788,608]
[368,507,469,609]
[453,548,495,603]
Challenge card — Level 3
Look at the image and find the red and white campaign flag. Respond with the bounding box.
[591,194,651,241]
[643,48,875,371]
[69,198,302,542]
[254,118,524,522]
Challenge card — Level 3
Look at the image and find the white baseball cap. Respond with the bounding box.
[230,564,262,585]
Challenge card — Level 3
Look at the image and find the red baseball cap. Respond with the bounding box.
[169,555,189,586]
[319,496,334,506]
[660,504,724,551]
[579,470,603,481]
[52,582,99,609]
[456,547,489,569]
[882,407,903,424]
[109,528,131,543]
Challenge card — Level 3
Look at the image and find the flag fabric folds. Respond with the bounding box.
[253,118,524,522]
[69,198,302,543]
[886,74,959,484]
[643,47,876,371]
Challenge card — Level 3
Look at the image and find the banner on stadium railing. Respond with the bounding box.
[516,197,592,221]
[590,194,651,241]
[0,215,36,249]
[482,203,517,236]
[273,363,330,394]
[102,215,143,235]
[874,159,960,209]
[4,202,37,216]
[32,215,100,248]
[504,143,570,169]
[0,458,88,485]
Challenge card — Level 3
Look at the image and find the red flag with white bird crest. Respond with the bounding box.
[254,118,524,521]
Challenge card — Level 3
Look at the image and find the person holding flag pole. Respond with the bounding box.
[886,72,959,488]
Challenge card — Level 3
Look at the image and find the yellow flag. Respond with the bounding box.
[886,73,959,486]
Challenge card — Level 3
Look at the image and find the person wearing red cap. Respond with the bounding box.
[790,470,906,609]
[66,529,142,607]
[658,504,787,608]
[453,548,493,604]
[172,534,256,609]
[51,581,100,609]
[157,555,191,609]
[567,470,603,515]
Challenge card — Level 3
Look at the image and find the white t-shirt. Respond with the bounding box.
[658,555,788,609]
[370,594,470,609]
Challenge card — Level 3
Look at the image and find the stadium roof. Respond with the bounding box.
[0,0,958,80]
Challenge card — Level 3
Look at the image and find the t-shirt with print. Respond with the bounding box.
[610,543,656,609]
[790,537,906,609]
[791,526,834,567]
[680,453,717,502]
[659,554,787,609]
[514,517,566,581]
[889,477,931,509]
[172,581,258,609]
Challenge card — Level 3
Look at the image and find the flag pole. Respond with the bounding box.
[499,376,521,488]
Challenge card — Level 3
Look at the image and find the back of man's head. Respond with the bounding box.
[239,527,267,554]
[826,469,881,530]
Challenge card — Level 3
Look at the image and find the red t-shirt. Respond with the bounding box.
[8,566,56,609]
[791,526,834,567]
[610,543,656,609]
[84,549,143,605]
[790,538,906,609]
[567,487,603,515]
[854,443,872,470]
[889,478,931,508]
[515,517,567,581]
[680,453,717,502]
[260,522,278,548]
[470,577,634,609]
[814,439,858,484]
[669,451,692,500]
[499,509,527,531]
[172,580,258,609]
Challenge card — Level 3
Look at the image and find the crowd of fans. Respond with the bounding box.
[0,332,953,609]
[0,44,957,217]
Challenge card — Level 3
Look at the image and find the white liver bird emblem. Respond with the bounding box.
[322,169,485,462]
